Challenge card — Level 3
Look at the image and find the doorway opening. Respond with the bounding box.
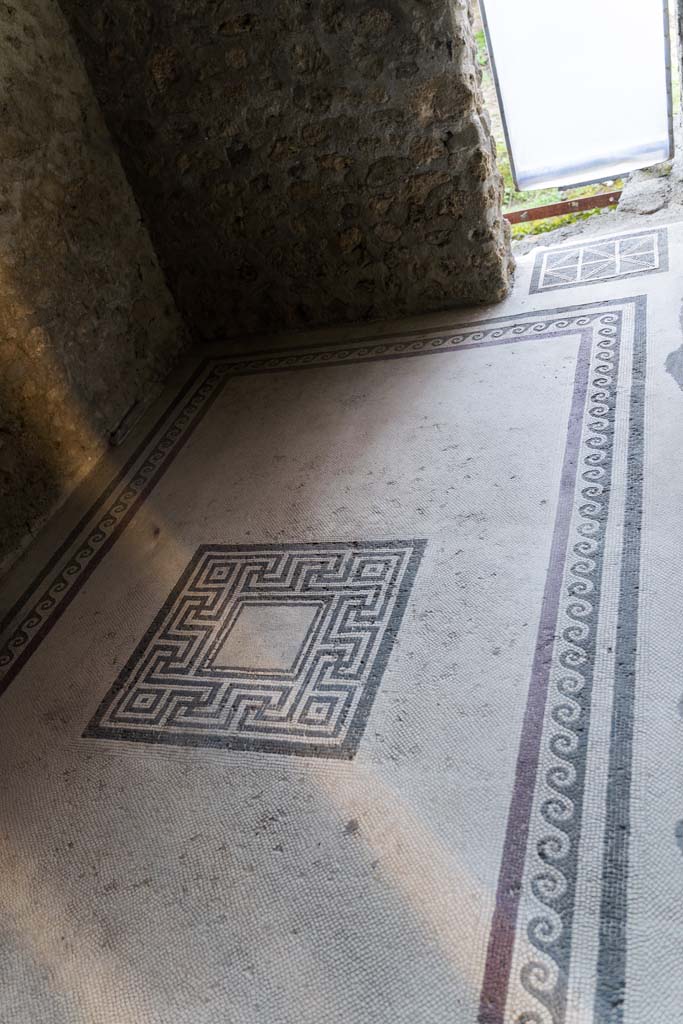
[474,0,682,245]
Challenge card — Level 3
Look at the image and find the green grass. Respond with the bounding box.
[475,29,489,67]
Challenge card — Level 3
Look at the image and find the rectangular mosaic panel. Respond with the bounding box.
[529,228,668,293]
[85,540,425,758]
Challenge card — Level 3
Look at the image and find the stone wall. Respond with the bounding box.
[0,0,187,571]
[59,0,513,340]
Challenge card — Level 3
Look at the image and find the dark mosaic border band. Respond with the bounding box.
[0,296,648,1024]
[593,307,646,1024]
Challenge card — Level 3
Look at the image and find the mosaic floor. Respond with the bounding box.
[2,225,683,1023]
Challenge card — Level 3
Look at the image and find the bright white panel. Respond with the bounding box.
[480,0,673,191]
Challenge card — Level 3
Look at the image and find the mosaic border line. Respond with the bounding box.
[0,296,647,1024]
[593,305,646,1022]
[0,361,226,693]
[529,228,668,295]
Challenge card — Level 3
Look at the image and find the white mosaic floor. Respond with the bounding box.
[2,225,683,1023]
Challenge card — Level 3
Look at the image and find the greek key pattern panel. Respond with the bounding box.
[85,541,425,758]
[529,229,668,294]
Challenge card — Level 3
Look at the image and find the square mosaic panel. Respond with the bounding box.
[529,228,668,293]
[85,541,425,758]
